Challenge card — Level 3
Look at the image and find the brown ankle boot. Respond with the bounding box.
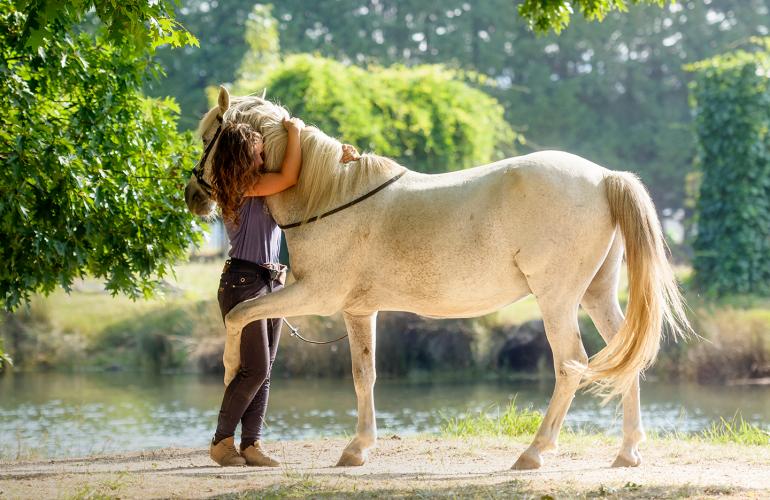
[240,441,280,467]
[210,436,246,466]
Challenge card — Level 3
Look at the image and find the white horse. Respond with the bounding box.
[185,87,690,470]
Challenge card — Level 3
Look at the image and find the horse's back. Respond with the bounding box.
[387,150,612,244]
[403,150,608,187]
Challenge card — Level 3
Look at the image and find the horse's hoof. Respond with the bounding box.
[336,451,366,467]
[511,451,542,470]
[611,451,641,468]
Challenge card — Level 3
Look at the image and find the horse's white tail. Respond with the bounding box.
[581,172,691,400]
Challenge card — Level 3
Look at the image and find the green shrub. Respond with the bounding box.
[234,54,516,174]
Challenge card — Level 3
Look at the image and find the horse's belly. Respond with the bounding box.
[403,287,533,319]
[368,262,532,318]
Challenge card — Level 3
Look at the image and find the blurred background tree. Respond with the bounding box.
[149,0,769,213]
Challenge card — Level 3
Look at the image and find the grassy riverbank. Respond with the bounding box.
[2,261,770,385]
[442,399,770,446]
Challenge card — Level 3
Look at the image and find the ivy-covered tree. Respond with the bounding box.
[688,39,770,296]
[0,1,202,311]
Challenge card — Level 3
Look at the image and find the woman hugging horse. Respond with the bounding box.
[205,112,359,467]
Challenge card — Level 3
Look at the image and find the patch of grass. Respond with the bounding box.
[441,399,769,448]
[213,476,330,500]
[441,398,543,438]
[699,413,770,446]
[65,473,127,500]
[92,306,196,371]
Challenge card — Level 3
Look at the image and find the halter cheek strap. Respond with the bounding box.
[191,115,224,196]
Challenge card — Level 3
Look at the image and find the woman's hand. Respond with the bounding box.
[283,117,305,134]
[341,144,360,163]
[245,117,305,197]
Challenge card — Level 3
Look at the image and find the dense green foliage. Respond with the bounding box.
[519,0,665,33]
[151,0,769,211]
[235,54,515,172]
[688,40,770,296]
[1,1,202,310]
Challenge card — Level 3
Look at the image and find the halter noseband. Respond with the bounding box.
[191,114,223,196]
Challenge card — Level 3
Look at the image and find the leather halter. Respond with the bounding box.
[190,115,223,196]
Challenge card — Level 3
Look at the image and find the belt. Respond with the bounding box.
[223,258,287,286]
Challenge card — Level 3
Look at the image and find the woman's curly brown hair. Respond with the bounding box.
[210,122,264,224]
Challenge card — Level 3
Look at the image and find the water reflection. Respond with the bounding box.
[1,372,768,458]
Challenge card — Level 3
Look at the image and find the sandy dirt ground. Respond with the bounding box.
[1,436,769,499]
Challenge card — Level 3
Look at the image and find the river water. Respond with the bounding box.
[1,372,768,459]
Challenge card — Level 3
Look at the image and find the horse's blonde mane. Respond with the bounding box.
[199,96,405,223]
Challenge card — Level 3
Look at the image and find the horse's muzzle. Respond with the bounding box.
[185,180,215,216]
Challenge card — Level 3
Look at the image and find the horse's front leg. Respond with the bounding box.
[337,311,378,466]
[222,282,336,385]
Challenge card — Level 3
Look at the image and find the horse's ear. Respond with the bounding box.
[218,86,230,114]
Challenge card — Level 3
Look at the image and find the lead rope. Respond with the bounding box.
[281,318,348,345]
[268,278,348,345]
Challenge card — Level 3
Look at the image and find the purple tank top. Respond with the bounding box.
[225,197,281,264]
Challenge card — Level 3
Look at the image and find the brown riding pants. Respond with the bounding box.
[213,259,282,448]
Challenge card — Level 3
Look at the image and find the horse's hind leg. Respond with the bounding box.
[581,236,644,467]
[336,311,378,467]
[513,299,588,470]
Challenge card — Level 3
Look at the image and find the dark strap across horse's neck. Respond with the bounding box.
[278,170,406,230]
